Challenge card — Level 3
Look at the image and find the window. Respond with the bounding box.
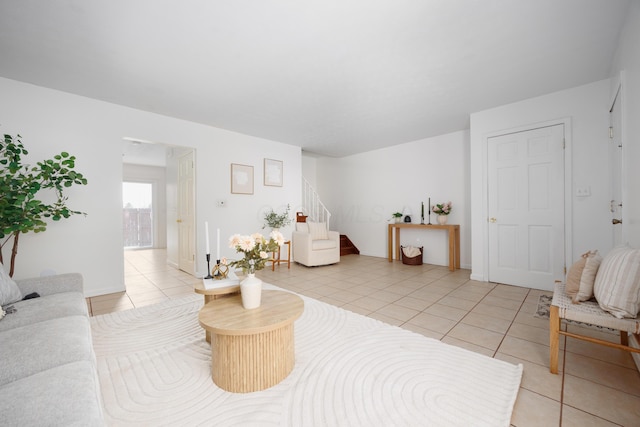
[123,182,153,248]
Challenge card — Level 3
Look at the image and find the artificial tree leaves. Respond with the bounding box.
[0,133,88,276]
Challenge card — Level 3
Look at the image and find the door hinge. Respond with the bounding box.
[564,266,567,275]
[609,126,614,139]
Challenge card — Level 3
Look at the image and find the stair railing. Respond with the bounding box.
[302,177,331,230]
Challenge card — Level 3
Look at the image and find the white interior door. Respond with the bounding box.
[609,90,624,247]
[178,151,195,274]
[488,124,565,290]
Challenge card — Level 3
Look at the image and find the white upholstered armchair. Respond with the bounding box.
[292,221,340,267]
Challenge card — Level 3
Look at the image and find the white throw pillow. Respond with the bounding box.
[0,266,22,306]
[593,246,640,319]
[307,222,328,240]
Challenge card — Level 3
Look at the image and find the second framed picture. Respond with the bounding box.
[264,158,283,187]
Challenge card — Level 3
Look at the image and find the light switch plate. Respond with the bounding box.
[575,186,591,197]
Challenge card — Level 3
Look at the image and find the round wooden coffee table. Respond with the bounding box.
[194,280,240,343]
[198,290,304,393]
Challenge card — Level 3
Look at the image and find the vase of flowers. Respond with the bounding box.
[432,201,452,225]
[263,204,292,230]
[228,230,285,309]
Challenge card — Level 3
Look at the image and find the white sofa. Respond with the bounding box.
[0,273,104,426]
[292,221,340,267]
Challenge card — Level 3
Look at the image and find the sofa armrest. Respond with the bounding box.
[15,273,84,297]
[328,230,340,242]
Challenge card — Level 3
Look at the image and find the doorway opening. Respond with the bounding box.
[123,181,153,249]
[122,139,196,277]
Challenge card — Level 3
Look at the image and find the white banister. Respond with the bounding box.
[302,177,331,230]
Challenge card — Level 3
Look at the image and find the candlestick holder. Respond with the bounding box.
[211,260,229,280]
[205,254,213,279]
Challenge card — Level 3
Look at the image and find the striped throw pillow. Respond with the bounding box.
[593,247,640,319]
[307,222,328,240]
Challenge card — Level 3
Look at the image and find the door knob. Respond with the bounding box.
[177,219,183,223]
[612,218,622,225]
[489,217,497,223]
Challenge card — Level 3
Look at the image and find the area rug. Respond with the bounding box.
[91,284,522,427]
[534,294,617,334]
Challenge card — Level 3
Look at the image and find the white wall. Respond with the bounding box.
[610,0,640,247]
[301,153,318,189]
[312,130,471,269]
[0,77,301,297]
[470,79,611,284]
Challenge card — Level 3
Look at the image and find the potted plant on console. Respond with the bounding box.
[391,212,403,223]
[432,201,452,225]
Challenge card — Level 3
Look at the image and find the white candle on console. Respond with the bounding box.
[205,222,210,254]
[216,228,220,260]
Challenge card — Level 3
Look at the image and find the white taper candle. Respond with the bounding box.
[216,228,221,260]
[205,222,210,254]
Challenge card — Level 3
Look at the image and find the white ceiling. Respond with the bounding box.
[0,0,630,157]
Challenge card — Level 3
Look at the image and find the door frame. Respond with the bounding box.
[481,117,573,284]
[177,150,196,275]
[609,73,627,246]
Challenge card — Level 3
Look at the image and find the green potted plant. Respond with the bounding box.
[263,204,292,230]
[432,201,452,225]
[391,212,403,223]
[0,133,88,276]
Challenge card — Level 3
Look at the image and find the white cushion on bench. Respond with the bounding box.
[594,246,640,319]
[553,282,640,333]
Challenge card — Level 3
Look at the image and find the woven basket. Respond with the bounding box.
[401,246,423,265]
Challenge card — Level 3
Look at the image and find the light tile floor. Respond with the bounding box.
[88,249,640,426]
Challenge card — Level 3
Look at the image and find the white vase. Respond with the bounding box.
[240,273,262,309]
[437,215,448,225]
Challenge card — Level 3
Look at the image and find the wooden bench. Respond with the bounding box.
[549,282,640,374]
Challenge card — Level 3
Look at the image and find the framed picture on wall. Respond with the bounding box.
[263,158,283,187]
[231,163,254,194]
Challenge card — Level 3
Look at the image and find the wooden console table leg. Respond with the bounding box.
[395,227,401,261]
[448,227,455,271]
[388,225,393,261]
[455,226,460,269]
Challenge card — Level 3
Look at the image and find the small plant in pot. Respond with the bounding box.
[391,212,403,223]
[263,204,291,230]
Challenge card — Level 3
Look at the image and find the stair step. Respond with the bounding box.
[340,235,360,256]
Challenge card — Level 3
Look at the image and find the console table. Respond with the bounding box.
[388,223,460,271]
